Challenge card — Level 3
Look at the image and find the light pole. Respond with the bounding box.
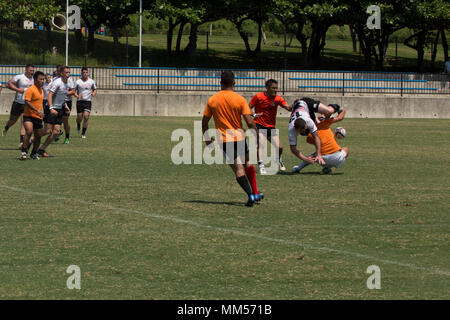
[139,0,142,68]
[65,0,69,66]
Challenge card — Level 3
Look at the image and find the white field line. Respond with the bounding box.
[1,184,449,277]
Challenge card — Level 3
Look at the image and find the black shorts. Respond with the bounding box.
[47,108,65,125]
[221,140,249,163]
[10,102,25,117]
[76,101,92,114]
[23,116,43,130]
[43,100,50,123]
[256,123,278,139]
[64,100,72,116]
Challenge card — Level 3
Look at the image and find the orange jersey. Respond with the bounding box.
[249,92,287,128]
[24,84,44,119]
[203,90,251,142]
[306,119,341,155]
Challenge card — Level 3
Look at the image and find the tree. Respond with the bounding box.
[227,0,273,58]
[273,0,348,68]
[403,0,450,72]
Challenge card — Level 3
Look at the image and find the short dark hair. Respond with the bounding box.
[294,118,307,131]
[33,71,44,80]
[265,79,278,88]
[25,64,34,69]
[81,67,88,72]
[60,65,70,73]
[220,71,235,86]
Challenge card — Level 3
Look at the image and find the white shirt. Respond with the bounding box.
[65,77,75,102]
[75,78,97,101]
[43,81,52,100]
[288,110,317,146]
[11,74,34,104]
[49,78,73,109]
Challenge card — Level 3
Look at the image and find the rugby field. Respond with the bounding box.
[0,115,448,299]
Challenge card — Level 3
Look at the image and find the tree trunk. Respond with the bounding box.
[167,17,179,56]
[441,28,448,62]
[294,22,307,66]
[75,29,83,52]
[356,28,373,67]
[349,25,357,52]
[184,23,199,64]
[404,31,427,73]
[43,21,54,52]
[176,20,187,54]
[431,30,440,65]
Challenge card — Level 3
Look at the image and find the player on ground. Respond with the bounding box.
[249,79,291,174]
[20,71,45,160]
[293,108,349,174]
[2,64,35,147]
[37,66,73,157]
[202,71,263,207]
[75,67,97,138]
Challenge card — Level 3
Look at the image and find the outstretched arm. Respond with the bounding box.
[289,145,315,164]
[311,131,325,165]
[332,107,346,123]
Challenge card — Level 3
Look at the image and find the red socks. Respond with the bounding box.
[245,165,259,195]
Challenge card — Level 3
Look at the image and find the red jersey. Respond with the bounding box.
[249,92,287,128]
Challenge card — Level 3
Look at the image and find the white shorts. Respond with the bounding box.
[322,149,347,168]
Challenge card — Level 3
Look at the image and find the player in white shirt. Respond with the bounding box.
[75,67,97,138]
[62,74,75,144]
[288,97,342,166]
[37,66,75,157]
[1,64,35,147]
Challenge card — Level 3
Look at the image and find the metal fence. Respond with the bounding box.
[1,65,448,95]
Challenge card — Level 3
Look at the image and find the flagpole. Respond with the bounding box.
[139,0,142,68]
[65,0,69,66]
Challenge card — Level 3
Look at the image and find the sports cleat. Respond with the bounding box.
[37,149,49,158]
[19,152,27,160]
[322,167,332,174]
[292,165,301,173]
[329,103,342,114]
[54,130,64,142]
[245,194,256,207]
[255,192,264,201]
[259,166,267,175]
[279,161,286,172]
[64,138,70,144]
[81,135,86,139]
[30,153,40,160]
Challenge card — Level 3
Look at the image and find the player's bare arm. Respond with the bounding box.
[201,115,213,146]
[289,145,315,164]
[243,114,257,131]
[311,131,325,165]
[332,107,346,123]
[7,80,24,94]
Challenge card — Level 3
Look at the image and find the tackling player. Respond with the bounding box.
[293,108,349,174]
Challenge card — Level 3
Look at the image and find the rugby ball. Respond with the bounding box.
[335,127,346,139]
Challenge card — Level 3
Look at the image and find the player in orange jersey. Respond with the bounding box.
[292,108,349,174]
[202,71,262,207]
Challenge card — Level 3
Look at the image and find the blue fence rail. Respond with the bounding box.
[0,66,448,95]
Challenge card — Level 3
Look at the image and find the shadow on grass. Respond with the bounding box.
[278,171,344,176]
[183,200,246,207]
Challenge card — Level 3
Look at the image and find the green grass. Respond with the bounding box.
[0,27,446,72]
[0,115,449,299]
